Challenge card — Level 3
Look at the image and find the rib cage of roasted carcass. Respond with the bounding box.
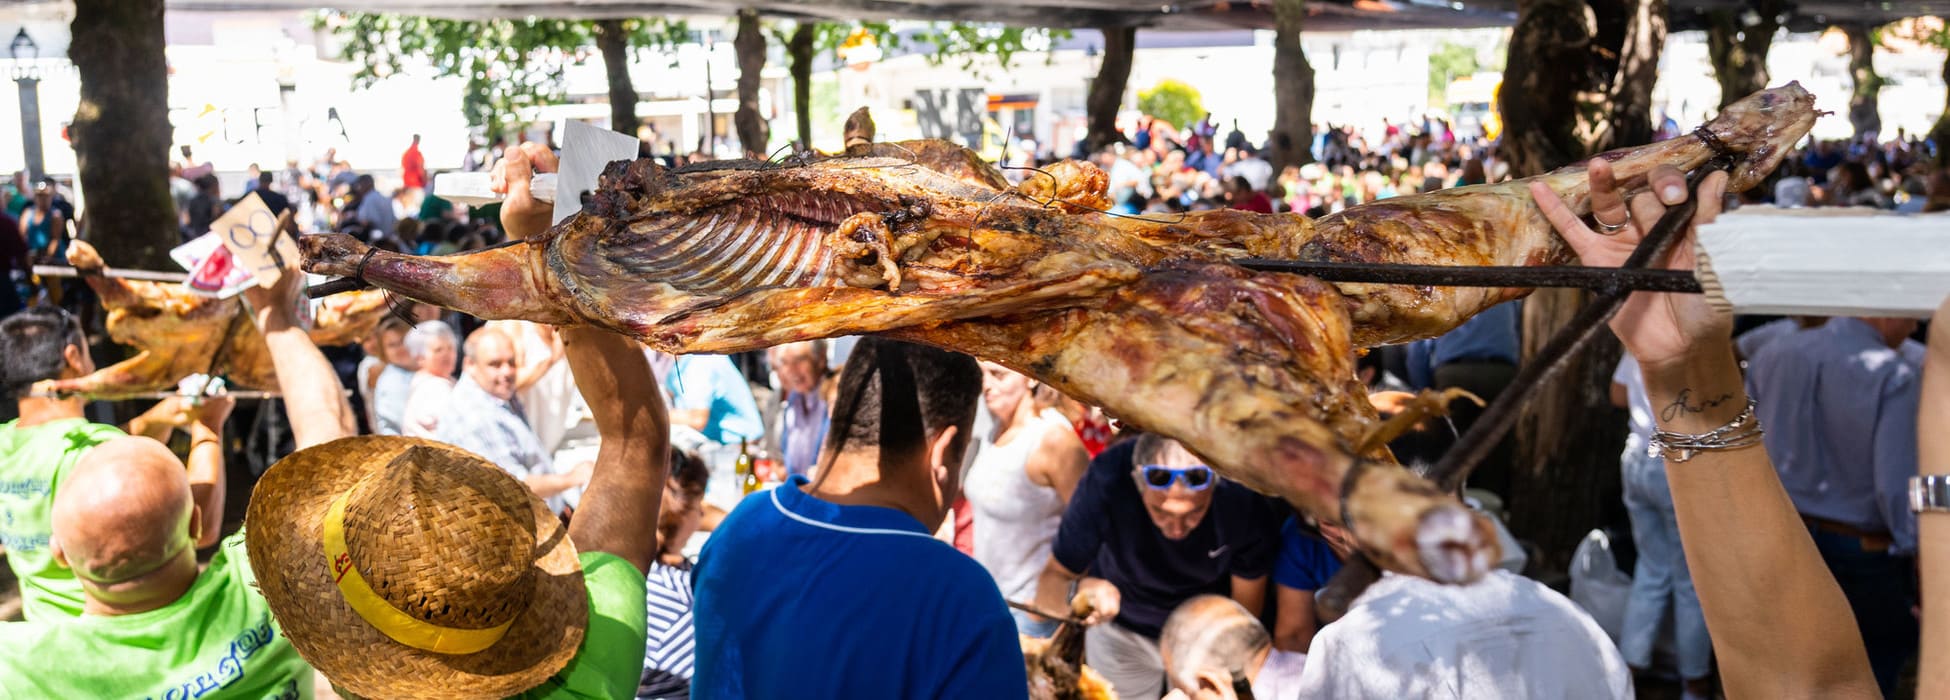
[48,239,393,399]
[302,85,1818,583]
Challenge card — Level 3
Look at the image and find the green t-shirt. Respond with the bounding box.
[0,532,314,699]
[513,552,649,699]
[0,417,124,620]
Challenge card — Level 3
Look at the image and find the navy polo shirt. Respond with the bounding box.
[1272,516,1344,591]
[691,476,1026,699]
[1050,439,1285,638]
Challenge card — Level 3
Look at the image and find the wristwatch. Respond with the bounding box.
[1910,475,1950,514]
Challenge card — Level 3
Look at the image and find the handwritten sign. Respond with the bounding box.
[212,192,300,289]
[168,231,254,298]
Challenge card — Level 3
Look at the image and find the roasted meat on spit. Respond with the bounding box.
[300,85,1817,582]
[45,240,392,398]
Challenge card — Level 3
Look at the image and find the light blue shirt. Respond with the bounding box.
[434,375,558,509]
[1406,301,1521,389]
[663,355,764,446]
[778,391,828,479]
[371,364,413,436]
[1746,318,1921,554]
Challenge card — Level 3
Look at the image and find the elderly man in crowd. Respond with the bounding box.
[1159,595,1306,700]
[0,429,312,698]
[0,306,229,620]
[766,339,829,480]
[1035,433,1283,700]
[437,325,591,513]
[240,141,671,698]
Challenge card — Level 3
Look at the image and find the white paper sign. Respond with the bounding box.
[212,192,300,289]
[553,120,642,225]
[169,231,255,298]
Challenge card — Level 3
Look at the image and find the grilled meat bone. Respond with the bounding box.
[302,85,1817,582]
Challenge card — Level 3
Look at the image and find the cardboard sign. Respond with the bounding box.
[212,192,301,289]
[169,231,255,298]
[553,120,642,225]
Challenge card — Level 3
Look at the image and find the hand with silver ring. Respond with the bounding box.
[1586,158,1633,236]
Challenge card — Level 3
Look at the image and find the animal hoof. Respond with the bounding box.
[1415,504,1499,584]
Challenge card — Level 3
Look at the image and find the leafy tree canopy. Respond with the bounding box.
[1137,79,1204,131]
[313,12,687,138]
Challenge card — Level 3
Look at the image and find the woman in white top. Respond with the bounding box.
[399,319,457,438]
[963,361,1090,637]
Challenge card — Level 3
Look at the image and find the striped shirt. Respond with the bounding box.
[638,559,696,699]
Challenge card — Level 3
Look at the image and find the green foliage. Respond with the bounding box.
[312,12,685,138]
[1428,41,1481,106]
[907,24,1071,74]
[1136,79,1204,131]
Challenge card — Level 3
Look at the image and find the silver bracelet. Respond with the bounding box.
[1648,397,1764,463]
[1912,475,1950,514]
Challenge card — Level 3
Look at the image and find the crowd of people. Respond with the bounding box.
[0,104,1941,700]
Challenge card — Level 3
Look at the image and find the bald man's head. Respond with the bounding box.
[52,437,197,592]
[1159,595,1271,693]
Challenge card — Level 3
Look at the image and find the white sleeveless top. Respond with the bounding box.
[964,408,1072,603]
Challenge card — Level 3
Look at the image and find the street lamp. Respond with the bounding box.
[11,28,44,182]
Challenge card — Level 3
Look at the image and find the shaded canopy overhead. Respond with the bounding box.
[151,0,1949,30]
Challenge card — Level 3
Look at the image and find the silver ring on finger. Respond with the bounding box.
[1593,211,1629,235]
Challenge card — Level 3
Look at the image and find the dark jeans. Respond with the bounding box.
[1807,525,1917,698]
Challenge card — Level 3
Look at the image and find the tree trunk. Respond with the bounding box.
[1269,0,1316,171]
[1842,24,1884,141]
[733,9,769,157]
[1595,0,1666,150]
[1084,26,1135,153]
[69,0,175,271]
[1933,52,1950,168]
[595,19,637,137]
[1497,0,1596,178]
[1705,1,1782,108]
[1497,0,1665,574]
[788,23,814,151]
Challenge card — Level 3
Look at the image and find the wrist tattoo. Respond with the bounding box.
[1660,388,1734,422]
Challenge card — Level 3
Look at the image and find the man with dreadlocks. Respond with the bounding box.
[690,337,1027,698]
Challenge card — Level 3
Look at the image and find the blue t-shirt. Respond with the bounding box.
[691,477,1026,699]
[1272,516,1344,592]
[1050,440,1285,639]
[664,355,765,445]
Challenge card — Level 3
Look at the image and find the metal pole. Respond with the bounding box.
[15,74,42,181]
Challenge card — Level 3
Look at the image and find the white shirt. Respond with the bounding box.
[1251,649,1306,700]
[401,373,454,438]
[1296,570,1631,699]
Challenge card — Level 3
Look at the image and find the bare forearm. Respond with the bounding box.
[1034,559,1078,615]
[670,408,710,432]
[523,471,579,499]
[560,326,668,573]
[1916,313,1950,696]
[186,423,226,547]
[258,311,354,449]
[1643,345,1876,697]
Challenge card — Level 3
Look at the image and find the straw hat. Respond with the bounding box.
[246,436,586,700]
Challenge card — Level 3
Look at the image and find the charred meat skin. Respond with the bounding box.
[48,240,391,398]
[301,85,1817,582]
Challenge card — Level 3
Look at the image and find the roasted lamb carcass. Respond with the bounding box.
[301,85,1817,582]
[47,240,391,398]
